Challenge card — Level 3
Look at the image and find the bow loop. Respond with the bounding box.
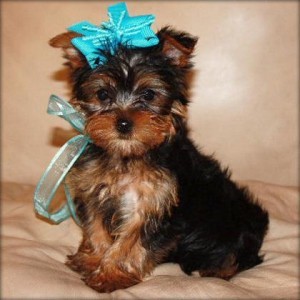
[48,94,86,134]
[34,95,90,225]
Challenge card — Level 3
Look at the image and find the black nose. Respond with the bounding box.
[116,118,133,134]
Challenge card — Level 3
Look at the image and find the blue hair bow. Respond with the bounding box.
[68,2,159,68]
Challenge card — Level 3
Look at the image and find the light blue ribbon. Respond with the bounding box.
[68,2,159,68]
[34,95,90,225]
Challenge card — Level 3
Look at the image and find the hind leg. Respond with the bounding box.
[172,227,266,279]
[169,165,268,278]
[171,231,239,279]
[198,253,238,280]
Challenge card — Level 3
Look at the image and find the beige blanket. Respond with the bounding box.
[2,181,299,299]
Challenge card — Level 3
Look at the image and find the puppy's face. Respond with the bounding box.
[50,27,197,157]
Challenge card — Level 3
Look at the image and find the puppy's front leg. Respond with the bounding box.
[66,217,113,276]
[84,219,155,292]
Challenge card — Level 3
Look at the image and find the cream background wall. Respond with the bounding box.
[2,1,298,186]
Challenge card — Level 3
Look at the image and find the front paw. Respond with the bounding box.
[66,253,101,276]
[83,270,141,293]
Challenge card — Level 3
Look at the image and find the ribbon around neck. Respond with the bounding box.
[68,2,159,68]
[34,95,90,225]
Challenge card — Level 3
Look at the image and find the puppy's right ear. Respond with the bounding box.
[49,32,87,69]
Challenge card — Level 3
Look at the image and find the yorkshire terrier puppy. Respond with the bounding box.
[50,22,269,292]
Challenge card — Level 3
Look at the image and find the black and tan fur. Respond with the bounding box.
[49,26,269,293]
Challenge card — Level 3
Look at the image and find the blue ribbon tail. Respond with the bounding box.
[34,135,90,225]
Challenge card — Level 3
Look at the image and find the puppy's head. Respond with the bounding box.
[50,27,197,157]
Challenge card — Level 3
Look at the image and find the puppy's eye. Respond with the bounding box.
[97,89,109,102]
[142,89,156,101]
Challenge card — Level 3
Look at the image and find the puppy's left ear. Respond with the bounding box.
[158,26,198,67]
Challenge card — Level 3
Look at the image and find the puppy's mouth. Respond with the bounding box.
[85,110,174,157]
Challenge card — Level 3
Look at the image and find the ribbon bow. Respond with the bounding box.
[34,95,90,225]
[68,2,159,68]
